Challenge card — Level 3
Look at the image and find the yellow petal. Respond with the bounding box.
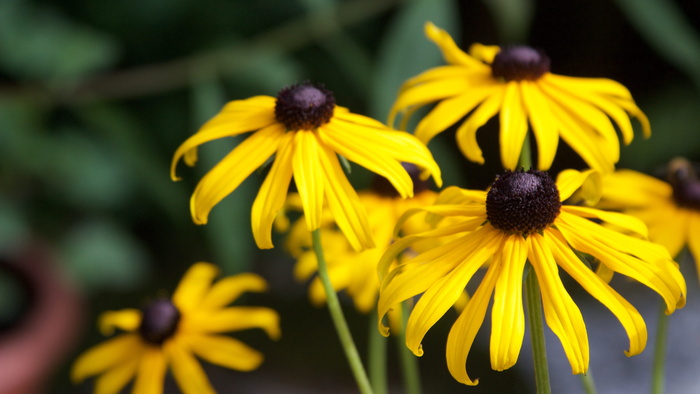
[170,96,277,180]
[390,76,472,127]
[499,82,529,170]
[600,170,671,207]
[687,212,700,282]
[455,85,505,164]
[189,307,281,340]
[132,346,167,394]
[398,65,473,94]
[562,205,649,238]
[556,168,602,204]
[543,75,633,99]
[468,43,500,64]
[198,273,268,311]
[424,22,484,67]
[172,262,219,312]
[94,356,140,394]
[292,130,325,231]
[189,334,265,371]
[445,261,501,385]
[99,309,141,336]
[71,334,143,384]
[520,81,558,170]
[546,229,647,356]
[490,235,527,371]
[251,132,295,249]
[164,340,215,394]
[528,233,589,374]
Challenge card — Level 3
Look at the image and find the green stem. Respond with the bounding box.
[398,301,422,394]
[368,311,388,394]
[579,369,597,394]
[519,132,533,170]
[312,229,374,394]
[525,265,551,394]
[651,300,669,394]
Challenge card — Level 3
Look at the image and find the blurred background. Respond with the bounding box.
[1,0,699,392]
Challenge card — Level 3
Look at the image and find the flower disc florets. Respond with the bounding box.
[486,170,561,236]
[371,162,430,198]
[668,158,700,211]
[491,46,551,82]
[275,82,335,130]
[138,299,181,344]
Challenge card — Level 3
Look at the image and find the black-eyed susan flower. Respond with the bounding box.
[71,262,280,394]
[171,82,442,251]
[377,169,685,385]
[597,158,700,280]
[285,164,438,313]
[389,22,650,172]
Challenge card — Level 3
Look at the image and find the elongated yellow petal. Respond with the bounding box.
[398,65,473,94]
[251,132,295,249]
[71,334,144,383]
[455,85,505,164]
[390,77,472,126]
[189,123,285,225]
[609,96,651,137]
[170,96,277,179]
[468,43,500,64]
[543,75,633,99]
[687,213,700,282]
[424,22,485,67]
[292,130,325,231]
[528,233,589,374]
[520,81,558,170]
[165,341,215,394]
[490,235,527,371]
[132,346,167,394]
[198,273,267,311]
[316,142,374,251]
[189,334,264,371]
[188,307,281,340]
[546,229,647,356]
[601,170,671,207]
[446,261,501,385]
[499,82,529,170]
[94,356,140,394]
[173,262,219,313]
[562,205,648,238]
[99,309,141,335]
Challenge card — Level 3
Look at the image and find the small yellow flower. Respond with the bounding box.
[71,263,280,394]
[377,169,685,385]
[172,82,442,251]
[597,158,700,280]
[389,22,650,172]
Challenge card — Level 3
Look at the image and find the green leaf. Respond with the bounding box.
[369,0,459,121]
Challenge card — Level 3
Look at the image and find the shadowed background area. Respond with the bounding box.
[1,0,699,392]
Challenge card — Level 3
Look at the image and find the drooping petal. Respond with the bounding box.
[686,212,700,282]
[99,309,141,335]
[546,229,647,356]
[189,334,265,371]
[445,260,501,385]
[528,233,589,374]
[173,262,219,312]
[490,235,527,371]
[499,82,529,170]
[520,81,558,170]
[562,205,649,238]
[94,356,141,394]
[292,130,325,231]
[198,273,268,311]
[251,132,295,249]
[454,86,505,164]
[71,334,144,383]
[187,307,281,340]
[132,346,168,394]
[424,22,486,68]
[189,123,285,225]
[165,340,215,394]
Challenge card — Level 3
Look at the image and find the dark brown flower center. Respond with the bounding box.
[138,299,180,344]
[371,163,430,198]
[274,82,335,130]
[491,46,550,82]
[667,158,700,210]
[486,170,561,236]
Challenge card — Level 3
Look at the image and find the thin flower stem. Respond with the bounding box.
[312,229,374,394]
[525,266,552,394]
[368,311,388,394]
[651,294,670,394]
[399,300,422,394]
[579,369,597,394]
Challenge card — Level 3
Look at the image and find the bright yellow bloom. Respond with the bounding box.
[377,169,685,385]
[389,22,650,172]
[171,83,442,251]
[71,263,280,394]
[597,158,700,281]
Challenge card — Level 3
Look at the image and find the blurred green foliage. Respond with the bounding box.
[0,0,698,392]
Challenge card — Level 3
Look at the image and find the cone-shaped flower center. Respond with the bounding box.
[275,82,335,130]
[371,162,430,198]
[486,170,561,236]
[491,46,550,82]
[668,158,700,210]
[139,299,181,345]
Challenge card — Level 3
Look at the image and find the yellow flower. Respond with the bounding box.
[377,169,685,385]
[389,22,650,172]
[171,82,442,251]
[71,263,280,394]
[597,158,700,280]
[287,166,438,313]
